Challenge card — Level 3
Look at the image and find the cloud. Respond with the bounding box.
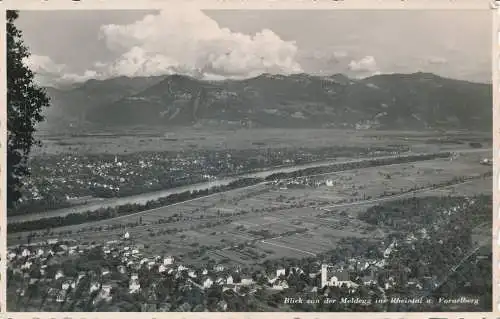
[348,56,377,72]
[25,9,303,86]
[347,55,380,78]
[23,54,66,74]
[23,54,100,87]
[98,9,303,79]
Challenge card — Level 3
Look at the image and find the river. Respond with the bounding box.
[8,147,490,224]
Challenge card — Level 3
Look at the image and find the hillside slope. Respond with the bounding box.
[42,72,492,131]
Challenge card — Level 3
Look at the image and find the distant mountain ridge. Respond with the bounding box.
[41,72,492,131]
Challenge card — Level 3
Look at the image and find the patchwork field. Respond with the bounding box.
[33,128,491,155]
[9,149,492,270]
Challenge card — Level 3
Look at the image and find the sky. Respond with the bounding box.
[15,9,492,87]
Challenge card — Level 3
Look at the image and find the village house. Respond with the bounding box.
[271,279,289,290]
[21,248,31,258]
[102,268,110,276]
[61,281,71,291]
[164,256,174,265]
[90,281,100,293]
[361,273,378,286]
[321,264,357,289]
[56,290,68,303]
[55,270,64,280]
[383,240,397,259]
[21,261,32,270]
[98,284,113,302]
[202,277,214,289]
[129,280,140,294]
[240,278,254,286]
[276,267,286,278]
[214,264,225,272]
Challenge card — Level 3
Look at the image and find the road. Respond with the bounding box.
[199,175,491,263]
[319,177,487,211]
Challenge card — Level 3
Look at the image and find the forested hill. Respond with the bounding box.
[42,72,492,131]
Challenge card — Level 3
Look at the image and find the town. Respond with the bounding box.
[7,147,492,312]
[7,191,491,312]
[12,144,408,215]
[6,6,493,314]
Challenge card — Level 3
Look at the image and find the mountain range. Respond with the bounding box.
[40,72,492,131]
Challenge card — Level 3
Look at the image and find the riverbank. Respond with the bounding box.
[8,151,462,233]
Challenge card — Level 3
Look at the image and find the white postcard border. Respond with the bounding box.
[0,0,496,318]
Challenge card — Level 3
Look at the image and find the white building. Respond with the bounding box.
[276,268,286,277]
[21,261,32,270]
[240,278,254,286]
[383,240,397,259]
[129,280,140,294]
[163,256,174,265]
[90,282,100,293]
[203,278,214,289]
[55,270,64,280]
[271,280,289,291]
[214,265,225,272]
[62,282,71,291]
[21,248,31,258]
[56,291,66,303]
[321,264,357,289]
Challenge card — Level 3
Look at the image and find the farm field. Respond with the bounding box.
[9,150,492,270]
[32,128,491,155]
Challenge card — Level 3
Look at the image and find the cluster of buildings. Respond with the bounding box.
[9,195,470,310]
[20,147,343,209]
[8,229,412,309]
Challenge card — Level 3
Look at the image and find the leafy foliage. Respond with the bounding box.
[7,10,50,208]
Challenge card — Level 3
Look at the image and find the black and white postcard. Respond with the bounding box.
[4,1,494,313]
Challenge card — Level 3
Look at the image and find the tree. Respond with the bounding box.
[7,10,50,209]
